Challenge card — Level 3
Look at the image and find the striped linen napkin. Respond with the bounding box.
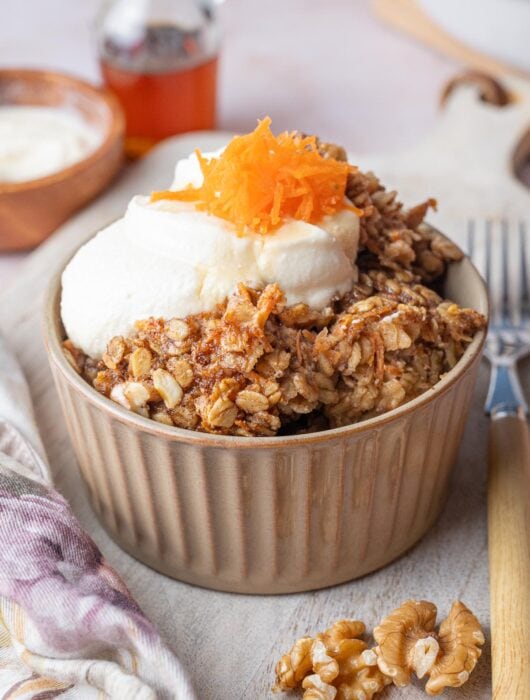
[0,335,196,699]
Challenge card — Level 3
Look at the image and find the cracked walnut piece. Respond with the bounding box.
[274,619,391,700]
[373,600,485,696]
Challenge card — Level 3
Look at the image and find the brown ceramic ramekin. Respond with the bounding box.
[44,233,487,594]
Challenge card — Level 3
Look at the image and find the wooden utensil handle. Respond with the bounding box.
[488,411,530,699]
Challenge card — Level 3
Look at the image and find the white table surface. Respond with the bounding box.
[0,0,458,292]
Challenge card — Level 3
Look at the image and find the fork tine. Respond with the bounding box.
[484,220,503,326]
[484,220,492,291]
[521,221,529,311]
[468,218,493,320]
[500,220,510,323]
[509,221,523,328]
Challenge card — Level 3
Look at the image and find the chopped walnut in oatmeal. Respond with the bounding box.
[65,271,484,437]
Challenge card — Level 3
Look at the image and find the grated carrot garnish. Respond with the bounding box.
[150,117,361,235]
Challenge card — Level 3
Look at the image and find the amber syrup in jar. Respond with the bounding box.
[100,24,218,158]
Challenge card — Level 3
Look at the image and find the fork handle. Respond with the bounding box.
[489,409,530,699]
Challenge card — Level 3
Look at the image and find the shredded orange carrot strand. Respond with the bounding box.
[151,117,361,234]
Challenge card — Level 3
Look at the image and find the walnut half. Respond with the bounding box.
[426,601,486,696]
[373,600,484,696]
[372,599,438,686]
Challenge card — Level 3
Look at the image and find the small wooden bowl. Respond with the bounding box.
[0,69,125,251]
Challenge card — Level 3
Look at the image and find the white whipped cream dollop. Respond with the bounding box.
[61,150,360,358]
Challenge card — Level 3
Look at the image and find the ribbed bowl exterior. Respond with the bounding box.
[44,240,487,594]
[48,348,481,594]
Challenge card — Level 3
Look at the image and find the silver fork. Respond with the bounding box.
[468,220,530,699]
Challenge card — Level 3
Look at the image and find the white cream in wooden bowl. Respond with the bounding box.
[0,105,102,183]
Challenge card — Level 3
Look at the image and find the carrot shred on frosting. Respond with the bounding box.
[150,117,361,235]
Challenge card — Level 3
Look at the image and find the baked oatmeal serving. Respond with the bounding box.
[61,118,485,437]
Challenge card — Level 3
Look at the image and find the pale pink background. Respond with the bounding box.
[0,0,458,291]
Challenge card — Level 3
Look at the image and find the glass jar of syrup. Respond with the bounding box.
[97,0,220,158]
